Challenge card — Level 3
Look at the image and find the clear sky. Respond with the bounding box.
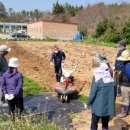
[1,0,130,12]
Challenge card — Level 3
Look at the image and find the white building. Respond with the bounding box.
[0,22,27,33]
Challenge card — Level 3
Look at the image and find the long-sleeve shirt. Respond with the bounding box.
[115,49,125,71]
[2,69,23,97]
[50,50,66,67]
[86,78,116,116]
[0,54,8,77]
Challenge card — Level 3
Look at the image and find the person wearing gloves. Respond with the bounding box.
[50,45,66,85]
[85,54,116,130]
[2,58,24,120]
[116,50,130,118]
[0,45,11,106]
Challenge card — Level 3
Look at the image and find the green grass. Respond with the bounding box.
[78,95,88,104]
[0,114,59,130]
[73,38,130,49]
[23,76,52,96]
[0,77,58,130]
[72,38,118,48]
[68,111,77,119]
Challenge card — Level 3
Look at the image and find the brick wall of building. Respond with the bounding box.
[27,21,78,40]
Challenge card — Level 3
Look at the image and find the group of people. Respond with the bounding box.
[85,40,130,130]
[0,41,130,128]
[0,45,23,121]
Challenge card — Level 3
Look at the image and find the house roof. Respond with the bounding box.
[28,20,78,26]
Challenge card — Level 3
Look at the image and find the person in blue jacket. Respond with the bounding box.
[114,40,126,96]
[85,54,116,130]
[50,45,66,84]
[116,50,130,118]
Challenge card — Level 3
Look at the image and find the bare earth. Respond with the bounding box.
[0,41,130,130]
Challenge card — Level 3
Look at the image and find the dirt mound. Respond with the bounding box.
[0,41,55,87]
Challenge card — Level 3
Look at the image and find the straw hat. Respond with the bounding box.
[8,58,20,68]
[117,50,130,61]
[0,45,11,52]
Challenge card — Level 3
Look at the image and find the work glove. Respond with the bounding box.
[5,94,9,100]
[8,94,14,100]
[84,104,88,110]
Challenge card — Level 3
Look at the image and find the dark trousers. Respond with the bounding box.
[91,113,110,130]
[0,79,6,103]
[8,97,24,115]
[55,66,62,82]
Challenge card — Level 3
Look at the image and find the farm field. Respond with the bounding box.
[0,41,130,130]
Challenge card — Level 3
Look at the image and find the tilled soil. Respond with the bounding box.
[16,41,117,95]
[0,41,130,130]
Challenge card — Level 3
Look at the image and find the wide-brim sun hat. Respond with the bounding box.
[8,58,20,68]
[117,50,130,61]
[0,45,11,52]
[93,53,108,63]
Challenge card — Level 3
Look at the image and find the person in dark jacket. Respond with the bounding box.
[0,45,11,106]
[85,54,116,130]
[50,45,66,84]
[116,50,130,118]
[2,58,24,120]
[114,40,126,96]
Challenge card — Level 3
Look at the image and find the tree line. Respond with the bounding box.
[0,1,130,43]
[0,1,82,23]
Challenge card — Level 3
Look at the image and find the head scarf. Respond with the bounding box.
[94,63,114,83]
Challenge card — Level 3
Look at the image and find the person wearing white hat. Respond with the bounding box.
[1,58,24,121]
[116,50,130,118]
[0,45,11,107]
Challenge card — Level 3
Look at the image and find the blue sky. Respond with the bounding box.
[1,0,130,12]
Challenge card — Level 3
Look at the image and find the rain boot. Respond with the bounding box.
[102,129,108,130]
[117,105,129,118]
[127,103,130,115]
[117,86,121,97]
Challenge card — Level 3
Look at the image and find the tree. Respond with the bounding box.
[52,1,64,15]
[95,19,115,38]
[0,1,7,20]
[95,19,108,38]
[122,18,130,44]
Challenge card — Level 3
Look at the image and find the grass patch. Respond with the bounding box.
[78,95,88,104]
[23,76,52,96]
[0,114,59,130]
[68,111,77,119]
[73,38,130,49]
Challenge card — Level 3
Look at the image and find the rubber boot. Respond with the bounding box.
[102,129,108,130]
[127,103,130,115]
[117,105,129,118]
[117,86,121,97]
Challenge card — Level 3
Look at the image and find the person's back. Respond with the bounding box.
[90,79,115,116]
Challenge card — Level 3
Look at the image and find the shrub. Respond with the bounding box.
[122,18,130,44]
[101,32,122,43]
[95,19,115,38]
